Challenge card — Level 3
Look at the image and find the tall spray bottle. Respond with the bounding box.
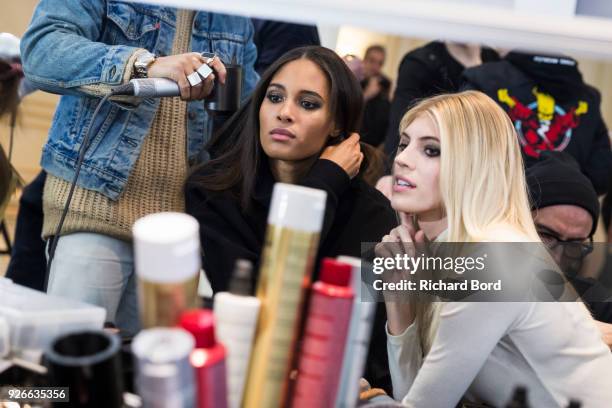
[242,183,327,408]
[291,258,354,408]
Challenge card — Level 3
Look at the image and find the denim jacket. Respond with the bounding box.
[21,0,258,200]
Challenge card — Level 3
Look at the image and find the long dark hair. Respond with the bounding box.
[188,46,369,210]
[0,59,22,124]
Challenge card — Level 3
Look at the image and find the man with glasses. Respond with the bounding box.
[527,151,612,346]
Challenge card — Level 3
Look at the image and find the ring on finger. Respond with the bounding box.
[187,71,202,87]
[196,63,213,79]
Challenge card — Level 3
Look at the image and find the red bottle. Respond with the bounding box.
[291,258,354,408]
[179,309,228,408]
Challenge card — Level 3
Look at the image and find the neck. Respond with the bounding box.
[445,42,482,68]
[418,216,448,241]
[269,156,318,184]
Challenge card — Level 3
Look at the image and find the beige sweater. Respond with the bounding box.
[43,10,195,242]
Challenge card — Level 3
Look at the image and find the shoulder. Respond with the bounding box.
[350,180,397,222]
[462,60,528,89]
[400,41,445,68]
[581,83,602,104]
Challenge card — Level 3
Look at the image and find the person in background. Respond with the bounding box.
[360,45,391,147]
[251,18,320,75]
[20,0,258,336]
[0,32,44,291]
[341,52,388,186]
[463,51,612,195]
[526,151,612,345]
[185,45,397,392]
[383,41,498,158]
[343,54,365,82]
[378,91,612,407]
[376,42,498,196]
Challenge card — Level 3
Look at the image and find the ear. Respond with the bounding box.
[325,128,344,147]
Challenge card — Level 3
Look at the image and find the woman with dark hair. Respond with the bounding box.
[186,45,396,292]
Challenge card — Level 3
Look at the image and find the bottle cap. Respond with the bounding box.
[229,259,254,296]
[268,183,326,232]
[132,328,195,364]
[319,258,352,287]
[131,328,196,403]
[133,212,200,283]
[179,310,216,349]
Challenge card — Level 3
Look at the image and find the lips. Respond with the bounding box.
[393,175,417,193]
[270,128,296,142]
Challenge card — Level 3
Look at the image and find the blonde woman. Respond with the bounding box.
[379,91,612,407]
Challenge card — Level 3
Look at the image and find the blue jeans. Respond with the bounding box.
[46,233,140,337]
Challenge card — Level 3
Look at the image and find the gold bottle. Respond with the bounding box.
[243,183,327,408]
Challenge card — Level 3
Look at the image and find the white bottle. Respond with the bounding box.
[213,259,261,408]
[334,256,377,408]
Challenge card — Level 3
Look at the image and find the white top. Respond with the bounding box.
[387,301,612,407]
[388,227,612,407]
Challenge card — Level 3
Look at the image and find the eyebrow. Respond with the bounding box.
[400,132,440,142]
[535,223,588,241]
[268,83,324,100]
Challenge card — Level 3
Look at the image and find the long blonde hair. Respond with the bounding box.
[399,91,539,242]
[397,91,540,353]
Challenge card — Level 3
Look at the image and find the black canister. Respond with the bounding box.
[45,330,124,408]
[205,62,243,114]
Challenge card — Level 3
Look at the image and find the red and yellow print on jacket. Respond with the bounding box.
[497,87,588,158]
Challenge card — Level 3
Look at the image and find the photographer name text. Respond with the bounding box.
[373,279,502,292]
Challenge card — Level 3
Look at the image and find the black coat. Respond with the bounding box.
[251,19,320,76]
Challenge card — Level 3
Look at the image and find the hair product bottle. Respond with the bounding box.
[180,309,228,408]
[131,328,196,408]
[291,258,354,408]
[213,259,260,408]
[334,256,376,408]
[133,212,200,328]
[243,183,327,408]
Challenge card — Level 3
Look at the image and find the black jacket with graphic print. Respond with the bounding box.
[463,51,611,195]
